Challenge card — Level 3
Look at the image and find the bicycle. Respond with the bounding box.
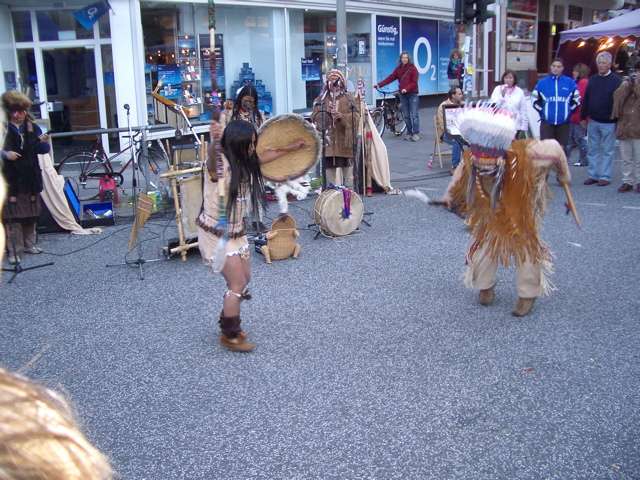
[370,87,407,137]
[56,132,170,201]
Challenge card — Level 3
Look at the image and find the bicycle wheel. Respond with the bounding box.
[391,108,407,136]
[138,146,170,176]
[56,153,109,201]
[138,146,172,191]
[370,108,385,136]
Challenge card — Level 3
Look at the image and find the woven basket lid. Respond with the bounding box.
[256,114,321,182]
[270,214,297,231]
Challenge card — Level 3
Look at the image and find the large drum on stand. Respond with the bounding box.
[313,189,363,237]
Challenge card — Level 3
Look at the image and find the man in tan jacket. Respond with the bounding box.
[612,64,640,193]
[312,70,360,189]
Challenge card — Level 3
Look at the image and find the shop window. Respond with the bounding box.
[12,11,33,42]
[16,49,39,107]
[37,10,94,41]
[99,12,111,38]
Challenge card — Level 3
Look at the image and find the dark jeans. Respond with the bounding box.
[540,121,570,150]
[399,92,419,135]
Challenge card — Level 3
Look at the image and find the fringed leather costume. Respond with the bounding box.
[445,138,570,298]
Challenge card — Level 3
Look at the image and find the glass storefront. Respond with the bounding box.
[140,3,376,122]
[12,8,115,157]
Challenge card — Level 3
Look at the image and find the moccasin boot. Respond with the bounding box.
[219,333,256,352]
[512,297,536,317]
[219,314,255,352]
[478,286,494,306]
[220,311,247,339]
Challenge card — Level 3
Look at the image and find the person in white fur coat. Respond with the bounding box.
[490,70,529,138]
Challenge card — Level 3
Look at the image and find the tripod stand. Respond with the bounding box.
[106,104,167,280]
[308,102,331,238]
[2,222,53,284]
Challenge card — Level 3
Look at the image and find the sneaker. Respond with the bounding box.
[7,255,20,265]
[24,246,43,254]
[404,135,412,141]
[573,162,587,167]
[411,134,420,142]
[618,183,633,193]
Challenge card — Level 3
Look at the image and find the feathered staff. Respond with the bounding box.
[208,0,227,272]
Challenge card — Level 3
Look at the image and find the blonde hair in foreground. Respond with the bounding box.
[0,368,113,480]
[0,105,6,262]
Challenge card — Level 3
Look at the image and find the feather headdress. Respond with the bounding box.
[456,103,516,160]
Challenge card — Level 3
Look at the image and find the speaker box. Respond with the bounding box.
[37,198,66,234]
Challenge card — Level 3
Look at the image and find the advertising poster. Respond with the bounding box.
[156,64,181,99]
[375,16,400,97]
[438,22,458,92]
[401,17,439,93]
[301,57,321,81]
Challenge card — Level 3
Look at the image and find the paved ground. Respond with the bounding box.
[1,106,639,479]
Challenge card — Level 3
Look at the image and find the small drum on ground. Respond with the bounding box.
[313,188,363,237]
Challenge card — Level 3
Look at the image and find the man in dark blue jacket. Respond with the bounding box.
[580,51,622,186]
[532,58,580,150]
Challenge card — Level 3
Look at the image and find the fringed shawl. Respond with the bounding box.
[451,139,544,268]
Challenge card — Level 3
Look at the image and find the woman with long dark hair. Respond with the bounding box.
[197,120,305,351]
[225,85,265,128]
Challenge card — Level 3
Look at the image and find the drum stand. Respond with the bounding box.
[2,224,54,284]
[106,105,168,280]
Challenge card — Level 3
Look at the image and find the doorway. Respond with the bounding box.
[42,47,99,153]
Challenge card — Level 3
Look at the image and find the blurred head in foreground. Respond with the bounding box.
[0,367,113,479]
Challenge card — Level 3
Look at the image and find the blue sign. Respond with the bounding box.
[301,57,321,81]
[156,65,181,99]
[73,0,110,31]
[375,16,401,96]
[401,18,439,93]
[438,22,458,92]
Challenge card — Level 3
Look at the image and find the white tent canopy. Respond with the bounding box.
[559,9,640,44]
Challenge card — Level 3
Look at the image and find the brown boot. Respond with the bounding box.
[220,311,248,339]
[219,314,255,352]
[512,297,535,317]
[478,286,494,306]
[219,333,256,352]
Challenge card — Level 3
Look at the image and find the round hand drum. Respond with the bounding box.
[256,113,322,183]
[313,189,363,237]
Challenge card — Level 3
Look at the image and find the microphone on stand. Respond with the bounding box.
[124,104,130,111]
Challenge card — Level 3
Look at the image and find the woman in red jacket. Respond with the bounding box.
[374,51,420,141]
[566,63,590,167]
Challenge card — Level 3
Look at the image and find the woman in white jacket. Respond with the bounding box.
[490,69,529,138]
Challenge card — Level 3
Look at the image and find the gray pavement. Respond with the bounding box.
[2,106,640,479]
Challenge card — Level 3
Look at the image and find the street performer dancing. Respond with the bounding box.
[312,70,360,189]
[198,120,306,351]
[442,104,571,317]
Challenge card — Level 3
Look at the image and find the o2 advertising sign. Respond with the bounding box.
[376,16,456,95]
[402,17,439,93]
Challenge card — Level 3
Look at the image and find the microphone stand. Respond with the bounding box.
[106,105,168,279]
[177,104,202,161]
[308,101,329,239]
[2,223,54,284]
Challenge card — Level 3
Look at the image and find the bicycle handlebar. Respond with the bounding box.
[374,86,399,96]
